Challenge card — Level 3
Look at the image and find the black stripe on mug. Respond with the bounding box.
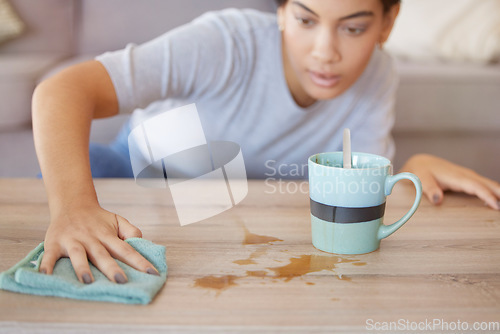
[310,198,386,224]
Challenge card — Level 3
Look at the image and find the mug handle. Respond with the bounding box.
[378,172,422,240]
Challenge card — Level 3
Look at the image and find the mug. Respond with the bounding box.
[308,152,422,254]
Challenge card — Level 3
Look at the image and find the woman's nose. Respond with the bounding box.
[311,29,341,64]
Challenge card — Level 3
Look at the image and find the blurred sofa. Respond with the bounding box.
[1,0,499,180]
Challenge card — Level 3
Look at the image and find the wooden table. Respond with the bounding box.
[1,179,499,333]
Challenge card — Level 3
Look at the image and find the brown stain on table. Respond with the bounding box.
[352,262,367,266]
[233,258,257,265]
[233,247,268,265]
[193,275,240,296]
[196,254,366,293]
[194,222,366,294]
[242,225,283,245]
[246,270,268,278]
[266,254,364,282]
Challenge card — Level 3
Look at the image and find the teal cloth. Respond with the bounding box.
[0,238,167,304]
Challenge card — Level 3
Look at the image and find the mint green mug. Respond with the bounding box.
[308,152,422,254]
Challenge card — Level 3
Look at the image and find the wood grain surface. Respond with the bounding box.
[0,178,499,333]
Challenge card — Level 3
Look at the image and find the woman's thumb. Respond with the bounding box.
[115,214,143,240]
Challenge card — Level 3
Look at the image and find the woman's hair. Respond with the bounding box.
[275,0,401,13]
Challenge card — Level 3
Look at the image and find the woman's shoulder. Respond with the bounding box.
[192,8,277,35]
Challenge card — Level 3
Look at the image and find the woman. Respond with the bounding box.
[32,0,500,285]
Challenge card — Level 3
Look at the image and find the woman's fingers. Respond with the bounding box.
[39,244,61,275]
[67,243,94,284]
[41,208,157,283]
[430,163,499,209]
[474,173,500,199]
[102,237,160,276]
[445,176,500,210]
[402,154,500,210]
[112,215,159,274]
[85,241,128,284]
[41,236,159,284]
[417,169,444,205]
[474,186,500,210]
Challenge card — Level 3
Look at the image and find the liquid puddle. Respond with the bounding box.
[246,270,268,278]
[193,275,240,296]
[194,221,366,295]
[266,254,362,282]
[233,247,268,265]
[195,254,366,293]
[242,225,283,245]
[233,258,257,265]
[352,262,367,266]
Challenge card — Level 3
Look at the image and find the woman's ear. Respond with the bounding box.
[379,4,400,45]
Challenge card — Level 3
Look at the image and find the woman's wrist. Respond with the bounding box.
[47,185,100,215]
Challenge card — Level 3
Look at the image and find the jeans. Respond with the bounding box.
[89,121,133,178]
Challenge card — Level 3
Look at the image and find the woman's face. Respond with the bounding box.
[278,0,399,107]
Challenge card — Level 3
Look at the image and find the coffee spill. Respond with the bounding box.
[352,262,367,266]
[196,219,364,295]
[195,254,363,295]
[235,218,283,245]
[243,225,283,245]
[246,270,268,278]
[233,247,268,265]
[233,259,257,265]
[266,254,360,282]
[193,275,239,296]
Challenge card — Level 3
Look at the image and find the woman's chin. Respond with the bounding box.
[306,86,346,101]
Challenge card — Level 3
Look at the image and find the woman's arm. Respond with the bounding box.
[32,60,159,284]
[401,154,500,210]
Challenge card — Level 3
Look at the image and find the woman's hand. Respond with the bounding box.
[40,205,160,284]
[401,154,500,210]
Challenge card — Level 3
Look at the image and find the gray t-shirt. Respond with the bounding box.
[96,9,398,179]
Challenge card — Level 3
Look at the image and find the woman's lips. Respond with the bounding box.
[308,70,341,88]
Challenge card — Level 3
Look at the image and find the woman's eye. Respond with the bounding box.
[342,26,366,35]
[296,17,315,27]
